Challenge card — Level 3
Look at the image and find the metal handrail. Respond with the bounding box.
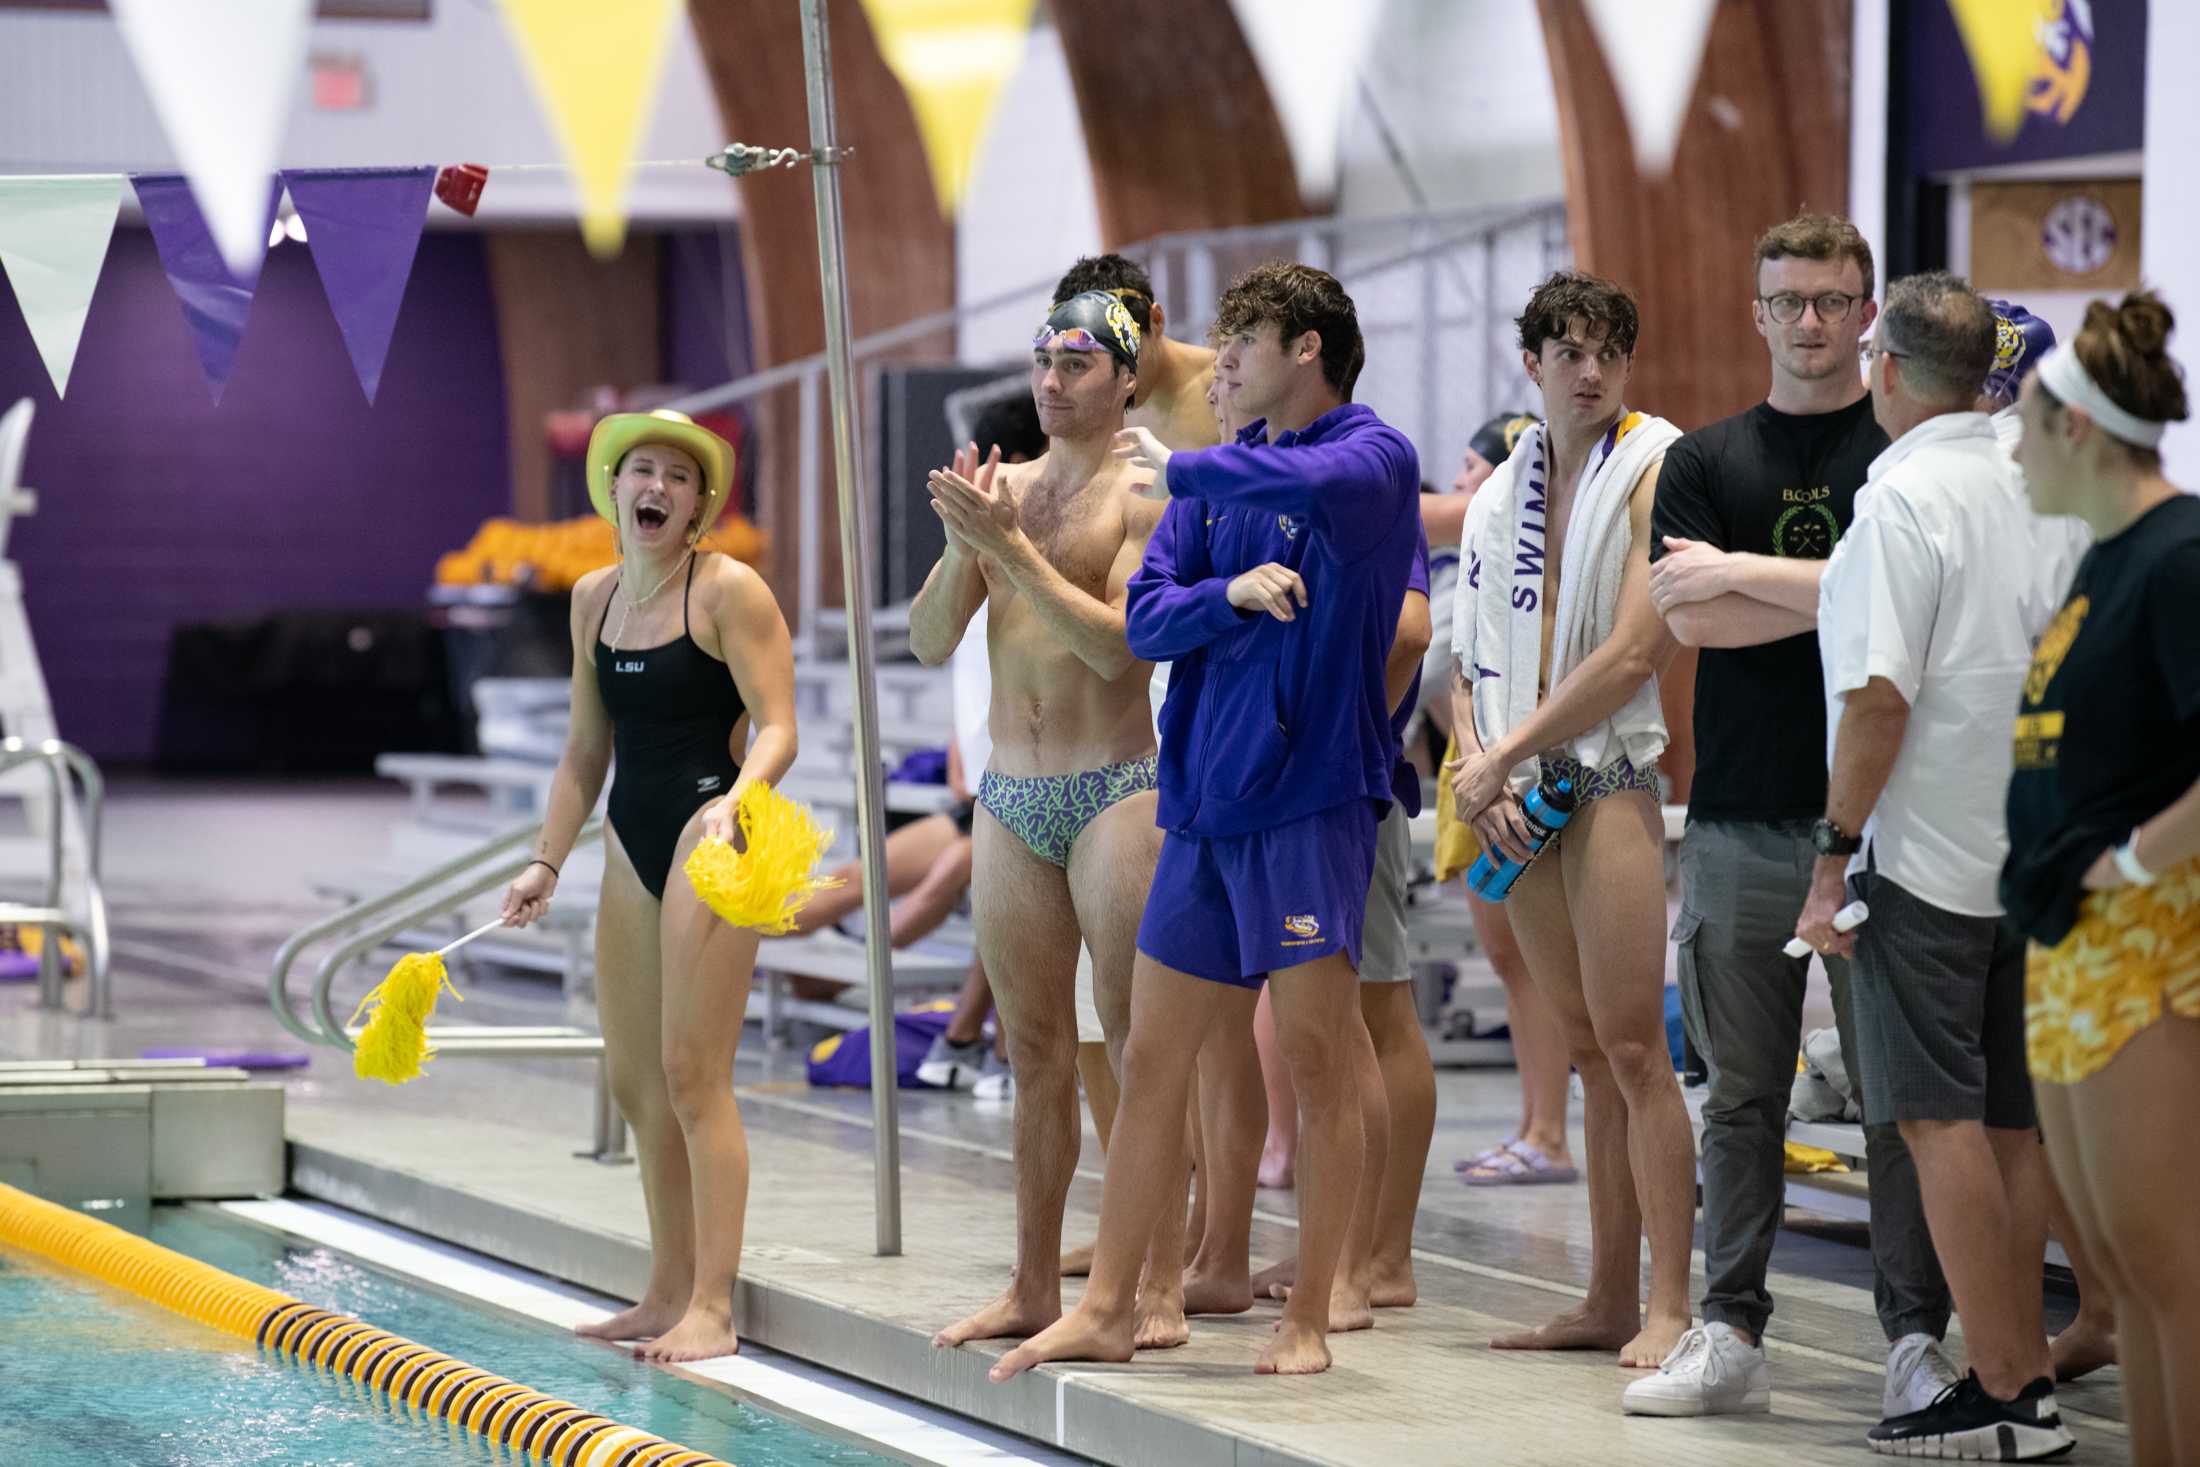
[269,816,571,1046]
[662,200,1567,654]
[268,815,625,1162]
[307,825,600,1051]
[660,200,1560,418]
[0,736,110,1018]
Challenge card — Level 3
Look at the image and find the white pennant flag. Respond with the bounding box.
[110,0,315,279]
[1581,0,1720,178]
[0,176,124,398]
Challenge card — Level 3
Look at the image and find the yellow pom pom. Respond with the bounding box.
[683,783,842,933]
[348,950,462,1085]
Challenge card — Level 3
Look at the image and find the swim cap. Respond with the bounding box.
[1468,411,1540,467]
[1034,290,1142,373]
[1984,299,2057,403]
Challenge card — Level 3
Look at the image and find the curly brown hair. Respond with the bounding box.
[1516,270,1640,358]
[1214,262,1365,397]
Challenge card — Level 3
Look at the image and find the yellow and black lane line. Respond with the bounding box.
[0,1183,733,1467]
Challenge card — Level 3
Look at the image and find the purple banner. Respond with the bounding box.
[131,173,281,404]
[281,167,436,405]
[1904,0,2147,175]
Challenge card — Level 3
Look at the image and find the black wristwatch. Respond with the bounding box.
[1811,817,1863,857]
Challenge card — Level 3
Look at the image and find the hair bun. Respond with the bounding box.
[2116,292,2175,359]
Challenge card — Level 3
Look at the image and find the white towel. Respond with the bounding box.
[1454,412,1680,793]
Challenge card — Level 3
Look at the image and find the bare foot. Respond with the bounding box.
[988,1307,1135,1382]
[932,1292,1059,1349]
[2052,1322,2118,1382]
[1620,1313,1692,1368]
[1256,1318,1333,1375]
[635,1307,740,1363]
[575,1299,684,1342]
[1258,1135,1296,1190]
[1058,1242,1094,1278]
[1489,1303,1638,1353]
[1271,1282,1374,1334]
[1180,1267,1254,1317]
[1250,1256,1295,1302]
[1134,1285,1190,1351]
[1367,1260,1417,1309]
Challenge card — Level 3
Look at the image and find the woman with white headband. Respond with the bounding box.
[2001,289,2199,1465]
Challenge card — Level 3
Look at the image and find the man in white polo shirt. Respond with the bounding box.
[1795,272,2074,1462]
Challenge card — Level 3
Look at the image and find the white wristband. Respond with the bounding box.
[2113,831,2157,887]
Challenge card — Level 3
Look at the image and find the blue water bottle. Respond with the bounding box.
[1466,776,1579,902]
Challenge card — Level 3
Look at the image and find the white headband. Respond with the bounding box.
[2035,342,2167,449]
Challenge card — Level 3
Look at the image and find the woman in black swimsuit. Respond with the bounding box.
[500,409,797,1364]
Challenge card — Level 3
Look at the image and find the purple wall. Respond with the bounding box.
[0,228,510,763]
[661,226,754,389]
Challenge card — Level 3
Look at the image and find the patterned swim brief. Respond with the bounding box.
[1540,750,1663,804]
[975,754,1158,867]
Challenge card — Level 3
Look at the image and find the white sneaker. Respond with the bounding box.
[1884,1332,1962,1418]
[1621,1323,1771,1417]
[914,1033,988,1090]
[972,1054,1015,1102]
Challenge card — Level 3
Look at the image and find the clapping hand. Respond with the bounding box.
[929,443,1021,557]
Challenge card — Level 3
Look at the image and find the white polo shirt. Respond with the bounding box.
[1817,411,2040,917]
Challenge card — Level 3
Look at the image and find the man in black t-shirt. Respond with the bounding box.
[1622,216,1955,1421]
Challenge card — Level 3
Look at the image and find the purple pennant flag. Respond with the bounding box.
[132,173,281,405]
[281,168,435,405]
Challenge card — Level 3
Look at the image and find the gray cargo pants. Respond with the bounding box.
[1674,819,1952,1343]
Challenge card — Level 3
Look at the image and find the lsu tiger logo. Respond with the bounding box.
[1103,298,1142,360]
[2029,0,2094,127]
[1994,315,2026,377]
[1283,915,1321,940]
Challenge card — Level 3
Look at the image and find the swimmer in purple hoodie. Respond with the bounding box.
[991,262,1420,1380]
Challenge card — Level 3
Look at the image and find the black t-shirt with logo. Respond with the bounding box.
[2002,494,2200,945]
[1650,395,1885,823]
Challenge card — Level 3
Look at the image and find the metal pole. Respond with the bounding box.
[798,0,902,1256]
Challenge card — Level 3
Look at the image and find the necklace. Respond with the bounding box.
[607,548,693,650]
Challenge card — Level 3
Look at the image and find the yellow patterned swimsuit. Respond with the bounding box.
[2026,858,2200,1084]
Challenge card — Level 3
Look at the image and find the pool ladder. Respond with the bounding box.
[2,736,111,1018]
[269,817,630,1165]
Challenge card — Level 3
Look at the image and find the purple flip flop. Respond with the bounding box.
[1459,1139,1579,1187]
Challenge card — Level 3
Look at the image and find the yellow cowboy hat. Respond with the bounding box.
[586,409,736,536]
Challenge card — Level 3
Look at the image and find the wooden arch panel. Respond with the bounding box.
[688,0,957,611]
[1536,0,1852,430]
[1049,0,1309,250]
[1536,0,1853,801]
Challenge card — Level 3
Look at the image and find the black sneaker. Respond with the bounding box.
[1867,1372,2074,1460]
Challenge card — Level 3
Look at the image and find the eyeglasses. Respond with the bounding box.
[1761,291,1865,324]
[1859,341,1911,366]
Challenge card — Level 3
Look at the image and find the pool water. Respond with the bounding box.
[0,1206,900,1467]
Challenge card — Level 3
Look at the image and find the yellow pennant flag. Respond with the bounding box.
[858,0,1036,215]
[498,0,682,257]
[1945,0,2057,142]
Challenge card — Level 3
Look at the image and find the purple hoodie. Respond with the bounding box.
[1127,403,1421,836]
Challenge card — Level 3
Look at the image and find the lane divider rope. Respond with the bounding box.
[0,1183,732,1467]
